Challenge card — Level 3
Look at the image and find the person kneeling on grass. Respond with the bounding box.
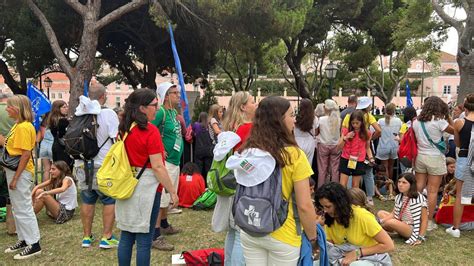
[377,173,428,246]
[32,161,77,224]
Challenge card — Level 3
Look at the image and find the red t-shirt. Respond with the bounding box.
[124,122,165,192]
[234,123,253,151]
[177,173,206,208]
[341,127,371,162]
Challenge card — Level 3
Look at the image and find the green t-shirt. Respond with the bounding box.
[152,106,183,165]
[0,103,15,137]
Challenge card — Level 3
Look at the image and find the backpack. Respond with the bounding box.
[64,114,108,160]
[97,123,147,200]
[206,132,241,196]
[181,248,224,266]
[228,149,300,237]
[398,126,418,168]
[192,190,217,210]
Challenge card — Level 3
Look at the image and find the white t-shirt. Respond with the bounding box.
[412,118,449,156]
[318,116,340,145]
[56,176,78,210]
[94,108,119,164]
[294,117,318,163]
[377,116,402,149]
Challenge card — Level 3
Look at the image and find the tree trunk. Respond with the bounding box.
[457,51,474,103]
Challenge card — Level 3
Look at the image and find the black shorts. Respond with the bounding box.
[339,157,366,176]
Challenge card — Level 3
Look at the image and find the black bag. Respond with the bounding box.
[0,147,20,171]
[63,114,102,160]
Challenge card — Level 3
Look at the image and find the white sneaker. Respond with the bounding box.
[367,198,374,206]
[446,226,460,238]
[427,220,438,231]
[168,208,182,214]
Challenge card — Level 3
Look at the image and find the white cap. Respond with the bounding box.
[356,96,372,110]
[156,82,177,104]
[226,148,276,187]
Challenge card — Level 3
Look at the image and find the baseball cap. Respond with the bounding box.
[356,97,372,110]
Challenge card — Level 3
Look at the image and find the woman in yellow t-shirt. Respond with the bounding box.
[237,96,317,266]
[1,95,41,259]
[315,182,394,265]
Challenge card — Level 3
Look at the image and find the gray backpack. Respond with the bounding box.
[232,166,301,237]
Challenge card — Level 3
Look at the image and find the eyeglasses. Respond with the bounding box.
[147,102,159,108]
[168,91,180,95]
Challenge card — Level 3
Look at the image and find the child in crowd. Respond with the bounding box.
[374,164,395,201]
[31,161,77,224]
[377,173,428,246]
[438,157,456,204]
[349,187,374,215]
[177,162,206,208]
[338,110,374,188]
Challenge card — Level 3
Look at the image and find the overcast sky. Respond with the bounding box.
[439,5,465,55]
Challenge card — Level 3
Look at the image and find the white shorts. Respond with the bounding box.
[160,162,180,208]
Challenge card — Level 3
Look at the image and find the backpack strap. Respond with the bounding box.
[420,122,443,152]
[135,158,150,180]
[291,190,302,236]
[468,123,474,166]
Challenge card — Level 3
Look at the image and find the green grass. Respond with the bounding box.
[0,200,473,265]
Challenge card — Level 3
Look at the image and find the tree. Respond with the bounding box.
[432,0,472,103]
[26,0,149,111]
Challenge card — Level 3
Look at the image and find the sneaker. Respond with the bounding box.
[13,243,41,260]
[161,225,182,235]
[99,235,119,249]
[82,235,95,248]
[4,240,27,253]
[152,236,174,251]
[427,220,438,231]
[367,198,374,206]
[446,226,461,238]
[376,195,387,201]
[168,208,182,214]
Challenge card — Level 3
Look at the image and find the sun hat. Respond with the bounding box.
[213,131,241,161]
[356,96,372,110]
[226,148,276,187]
[156,82,178,104]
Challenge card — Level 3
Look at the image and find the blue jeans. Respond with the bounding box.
[362,167,375,197]
[224,227,245,266]
[117,192,161,266]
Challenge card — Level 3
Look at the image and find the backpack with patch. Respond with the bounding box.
[192,189,217,210]
[207,132,241,196]
[398,125,418,169]
[97,123,147,200]
[227,148,300,237]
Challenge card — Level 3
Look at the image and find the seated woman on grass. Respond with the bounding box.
[315,182,394,265]
[377,173,428,246]
[32,161,77,224]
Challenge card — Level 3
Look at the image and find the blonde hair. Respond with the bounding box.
[222,91,251,131]
[384,103,396,125]
[208,104,222,122]
[349,188,373,214]
[314,103,325,117]
[324,99,341,136]
[7,95,34,123]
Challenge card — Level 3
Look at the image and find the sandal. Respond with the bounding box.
[376,195,387,201]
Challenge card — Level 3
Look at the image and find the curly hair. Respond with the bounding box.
[418,96,449,122]
[315,182,353,228]
[239,96,297,167]
[295,98,314,133]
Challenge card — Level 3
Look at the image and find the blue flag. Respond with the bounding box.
[405,80,413,107]
[84,79,89,97]
[168,23,191,127]
[27,82,52,131]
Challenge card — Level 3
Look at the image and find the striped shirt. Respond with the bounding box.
[394,193,427,243]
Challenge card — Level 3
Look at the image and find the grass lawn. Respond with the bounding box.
[0,200,473,265]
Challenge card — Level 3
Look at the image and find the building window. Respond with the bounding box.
[116,84,121,90]
[51,93,55,99]
[443,85,451,95]
[58,93,62,99]
[116,96,121,107]
[128,85,133,91]
[457,85,460,94]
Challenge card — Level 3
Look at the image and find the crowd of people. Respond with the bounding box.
[0,82,472,265]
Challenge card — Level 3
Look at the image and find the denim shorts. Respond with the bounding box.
[455,157,473,182]
[39,140,53,160]
[80,189,115,205]
[376,146,398,160]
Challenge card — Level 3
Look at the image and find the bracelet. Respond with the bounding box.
[355,248,361,260]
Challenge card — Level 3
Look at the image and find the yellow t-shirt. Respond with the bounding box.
[325,205,382,247]
[399,123,408,134]
[270,146,314,247]
[6,122,36,174]
[342,113,377,129]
